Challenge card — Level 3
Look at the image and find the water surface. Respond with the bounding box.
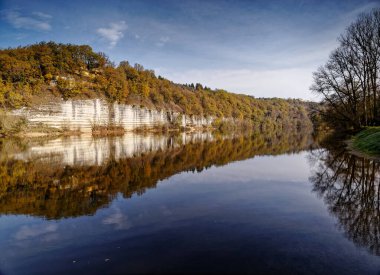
[0,131,379,274]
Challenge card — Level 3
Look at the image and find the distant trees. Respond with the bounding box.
[0,41,313,131]
[311,8,380,130]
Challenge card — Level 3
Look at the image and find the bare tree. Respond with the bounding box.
[311,8,380,130]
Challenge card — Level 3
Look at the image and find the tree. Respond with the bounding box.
[311,8,380,130]
[195,83,203,91]
[100,67,129,102]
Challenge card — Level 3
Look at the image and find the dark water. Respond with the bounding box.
[0,131,379,274]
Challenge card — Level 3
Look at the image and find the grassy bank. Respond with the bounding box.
[351,127,380,157]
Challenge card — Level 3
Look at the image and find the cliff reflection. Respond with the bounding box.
[0,130,316,219]
[309,146,380,255]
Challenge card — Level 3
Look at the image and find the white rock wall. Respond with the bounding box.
[12,99,213,131]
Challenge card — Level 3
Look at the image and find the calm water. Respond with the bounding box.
[0,131,379,274]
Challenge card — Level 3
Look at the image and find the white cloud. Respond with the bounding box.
[32,11,52,19]
[156,36,170,47]
[2,10,52,31]
[14,224,58,240]
[97,21,128,48]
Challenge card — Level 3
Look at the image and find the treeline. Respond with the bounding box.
[0,129,316,219]
[0,41,313,130]
[312,8,380,130]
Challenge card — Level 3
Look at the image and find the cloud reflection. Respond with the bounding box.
[14,223,58,240]
[102,208,131,230]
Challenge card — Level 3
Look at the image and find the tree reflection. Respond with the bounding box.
[0,129,316,219]
[309,145,380,255]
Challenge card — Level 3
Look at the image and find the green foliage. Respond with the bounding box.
[352,127,380,156]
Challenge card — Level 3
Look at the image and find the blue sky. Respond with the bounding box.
[0,0,379,100]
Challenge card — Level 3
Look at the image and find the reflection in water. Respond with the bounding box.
[309,146,380,255]
[0,130,316,219]
[2,130,380,274]
[12,132,213,166]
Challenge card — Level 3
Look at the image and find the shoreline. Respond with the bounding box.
[345,139,380,161]
[2,125,216,139]
[345,128,380,160]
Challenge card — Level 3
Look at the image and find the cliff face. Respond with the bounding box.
[12,98,213,132]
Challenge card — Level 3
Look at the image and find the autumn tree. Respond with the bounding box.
[98,67,129,102]
[0,41,314,131]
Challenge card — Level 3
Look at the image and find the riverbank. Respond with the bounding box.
[349,127,380,158]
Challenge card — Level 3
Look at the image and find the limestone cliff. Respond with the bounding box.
[12,98,213,132]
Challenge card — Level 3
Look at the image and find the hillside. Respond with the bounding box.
[0,42,313,131]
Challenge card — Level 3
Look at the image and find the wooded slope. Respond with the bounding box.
[0,42,313,130]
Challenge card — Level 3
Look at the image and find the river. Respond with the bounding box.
[0,130,379,274]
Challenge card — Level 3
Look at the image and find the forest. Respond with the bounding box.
[0,42,314,131]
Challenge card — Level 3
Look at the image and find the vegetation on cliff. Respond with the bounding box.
[0,42,313,131]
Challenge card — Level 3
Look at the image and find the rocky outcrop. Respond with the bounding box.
[12,98,213,132]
